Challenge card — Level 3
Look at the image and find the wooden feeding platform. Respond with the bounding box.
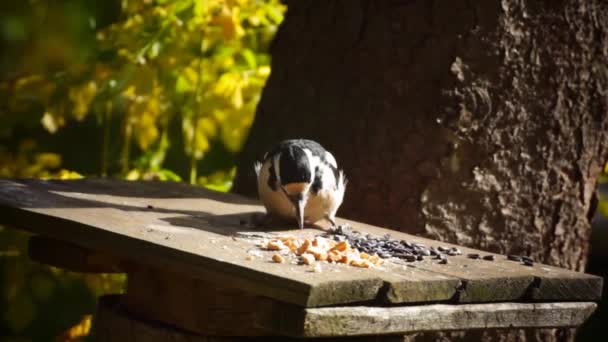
[0,178,602,341]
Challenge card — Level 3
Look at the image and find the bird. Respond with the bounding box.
[254,139,347,229]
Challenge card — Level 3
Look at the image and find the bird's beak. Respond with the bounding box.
[288,194,306,229]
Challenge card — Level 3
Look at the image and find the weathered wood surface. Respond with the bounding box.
[300,302,598,337]
[96,295,403,341]
[119,266,601,338]
[0,178,602,307]
[122,266,292,336]
[96,294,596,339]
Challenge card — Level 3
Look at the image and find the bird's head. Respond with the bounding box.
[274,145,314,228]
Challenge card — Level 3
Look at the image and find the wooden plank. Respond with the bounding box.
[342,220,604,303]
[100,292,597,338]
[95,295,232,342]
[28,236,125,273]
[299,302,598,337]
[122,266,291,336]
[0,179,386,307]
[0,178,602,307]
[96,295,401,341]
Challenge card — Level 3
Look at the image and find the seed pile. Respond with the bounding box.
[264,235,384,268]
[261,224,536,268]
[324,224,462,264]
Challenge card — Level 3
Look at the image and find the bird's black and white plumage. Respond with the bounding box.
[254,139,346,229]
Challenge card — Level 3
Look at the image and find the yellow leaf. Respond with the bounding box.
[58,314,93,340]
[35,153,61,169]
[198,117,217,137]
[57,169,83,179]
[41,111,64,134]
[231,83,243,109]
[126,169,141,180]
[68,81,97,120]
[257,66,271,77]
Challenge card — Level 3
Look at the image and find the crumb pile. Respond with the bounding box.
[265,235,384,268]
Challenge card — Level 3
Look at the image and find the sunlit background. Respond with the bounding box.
[1,1,608,341]
[0,0,284,340]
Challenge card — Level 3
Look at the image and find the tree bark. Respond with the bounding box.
[233,0,608,339]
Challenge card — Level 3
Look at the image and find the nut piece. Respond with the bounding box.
[307,247,328,261]
[312,236,335,250]
[267,240,286,251]
[350,259,371,268]
[272,254,285,263]
[300,253,316,265]
[327,250,343,263]
[330,241,350,252]
[296,239,311,255]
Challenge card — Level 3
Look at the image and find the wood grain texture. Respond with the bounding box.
[95,295,403,341]
[122,266,295,336]
[300,302,598,337]
[0,178,602,307]
[95,295,597,339]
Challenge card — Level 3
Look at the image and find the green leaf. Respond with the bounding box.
[240,49,257,68]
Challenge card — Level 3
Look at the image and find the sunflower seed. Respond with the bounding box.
[507,255,522,262]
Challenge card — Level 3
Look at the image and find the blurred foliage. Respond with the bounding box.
[597,163,608,218]
[0,0,285,340]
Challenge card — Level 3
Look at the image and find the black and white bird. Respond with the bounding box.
[254,139,346,229]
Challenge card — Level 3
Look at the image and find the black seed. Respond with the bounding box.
[405,255,417,262]
[507,255,522,262]
[523,260,534,267]
[417,255,424,261]
[483,255,496,261]
[147,204,154,209]
[439,259,448,264]
[468,254,480,259]
[522,256,534,263]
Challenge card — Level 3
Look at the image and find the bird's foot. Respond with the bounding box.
[325,216,337,231]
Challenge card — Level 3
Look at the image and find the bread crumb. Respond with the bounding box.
[330,240,350,252]
[267,240,286,251]
[272,254,285,263]
[264,235,383,268]
[300,253,315,265]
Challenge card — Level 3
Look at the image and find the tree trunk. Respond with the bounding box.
[233,0,608,339]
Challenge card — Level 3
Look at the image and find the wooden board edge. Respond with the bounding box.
[300,302,598,337]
